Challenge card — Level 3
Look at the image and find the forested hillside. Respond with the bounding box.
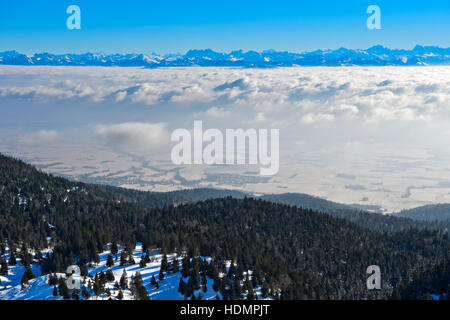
[262,193,450,232]
[1,154,449,299]
[395,204,450,222]
[393,259,450,300]
[96,185,248,209]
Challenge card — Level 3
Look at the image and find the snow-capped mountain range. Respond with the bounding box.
[1,45,449,68]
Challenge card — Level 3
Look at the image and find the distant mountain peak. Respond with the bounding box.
[1,45,449,67]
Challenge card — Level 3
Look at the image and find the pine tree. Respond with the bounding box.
[201,273,207,290]
[261,281,269,298]
[72,290,80,300]
[222,277,232,300]
[99,270,107,285]
[161,254,168,271]
[151,275,157,286]
[233,277,241,299]
[48,273,57,286]
[213,277,221,292]
[8,251,16,266]
[158,268,165,281]
[247,276,254,293]
[193,264,200,290]
[178,278,186,295]
[94,253,100,265]
[93,273,103,295]
[111,242,119,255]
[20,244,31,267]
[117,289,123,300]
[186,277,195,299]
[106,269,115,282]
[58,278,70,299]
[139,255,147,268]
[0,258,8,275]
[25,266,35,280]
[128,254,135,265]
[247,289,255,300]
[170,257,179,273]
[130,272,150,300]
[120,251,127,266]
[82,286,90,299]
[106,254,114,268]
[181,256,190,278]
[119,269,128,289]
[20,266,36,289]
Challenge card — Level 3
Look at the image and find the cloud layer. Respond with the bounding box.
[18,130,59,146]
[1,65,450,212]
[1,66,449,126]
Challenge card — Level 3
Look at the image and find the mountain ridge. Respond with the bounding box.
[394,204,450,222]
[1,45,450,68]
[2,153,449,233]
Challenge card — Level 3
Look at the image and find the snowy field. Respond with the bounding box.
[0,243,263,300]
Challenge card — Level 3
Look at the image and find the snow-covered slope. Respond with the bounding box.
[0,243,263,300]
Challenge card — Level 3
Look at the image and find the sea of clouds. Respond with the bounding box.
[1,65,449,212]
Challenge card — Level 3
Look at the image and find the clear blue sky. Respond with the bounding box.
[0,0,449,54]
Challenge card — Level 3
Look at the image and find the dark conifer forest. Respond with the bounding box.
[0,154,449,299]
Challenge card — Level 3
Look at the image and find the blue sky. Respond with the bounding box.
[0,0,449,54]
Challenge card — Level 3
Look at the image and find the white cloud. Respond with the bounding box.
[18,130,59,145]
[301,113,335,124]
[95,122,169,151]
[198,106,231,118]
[115,91,127,102]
